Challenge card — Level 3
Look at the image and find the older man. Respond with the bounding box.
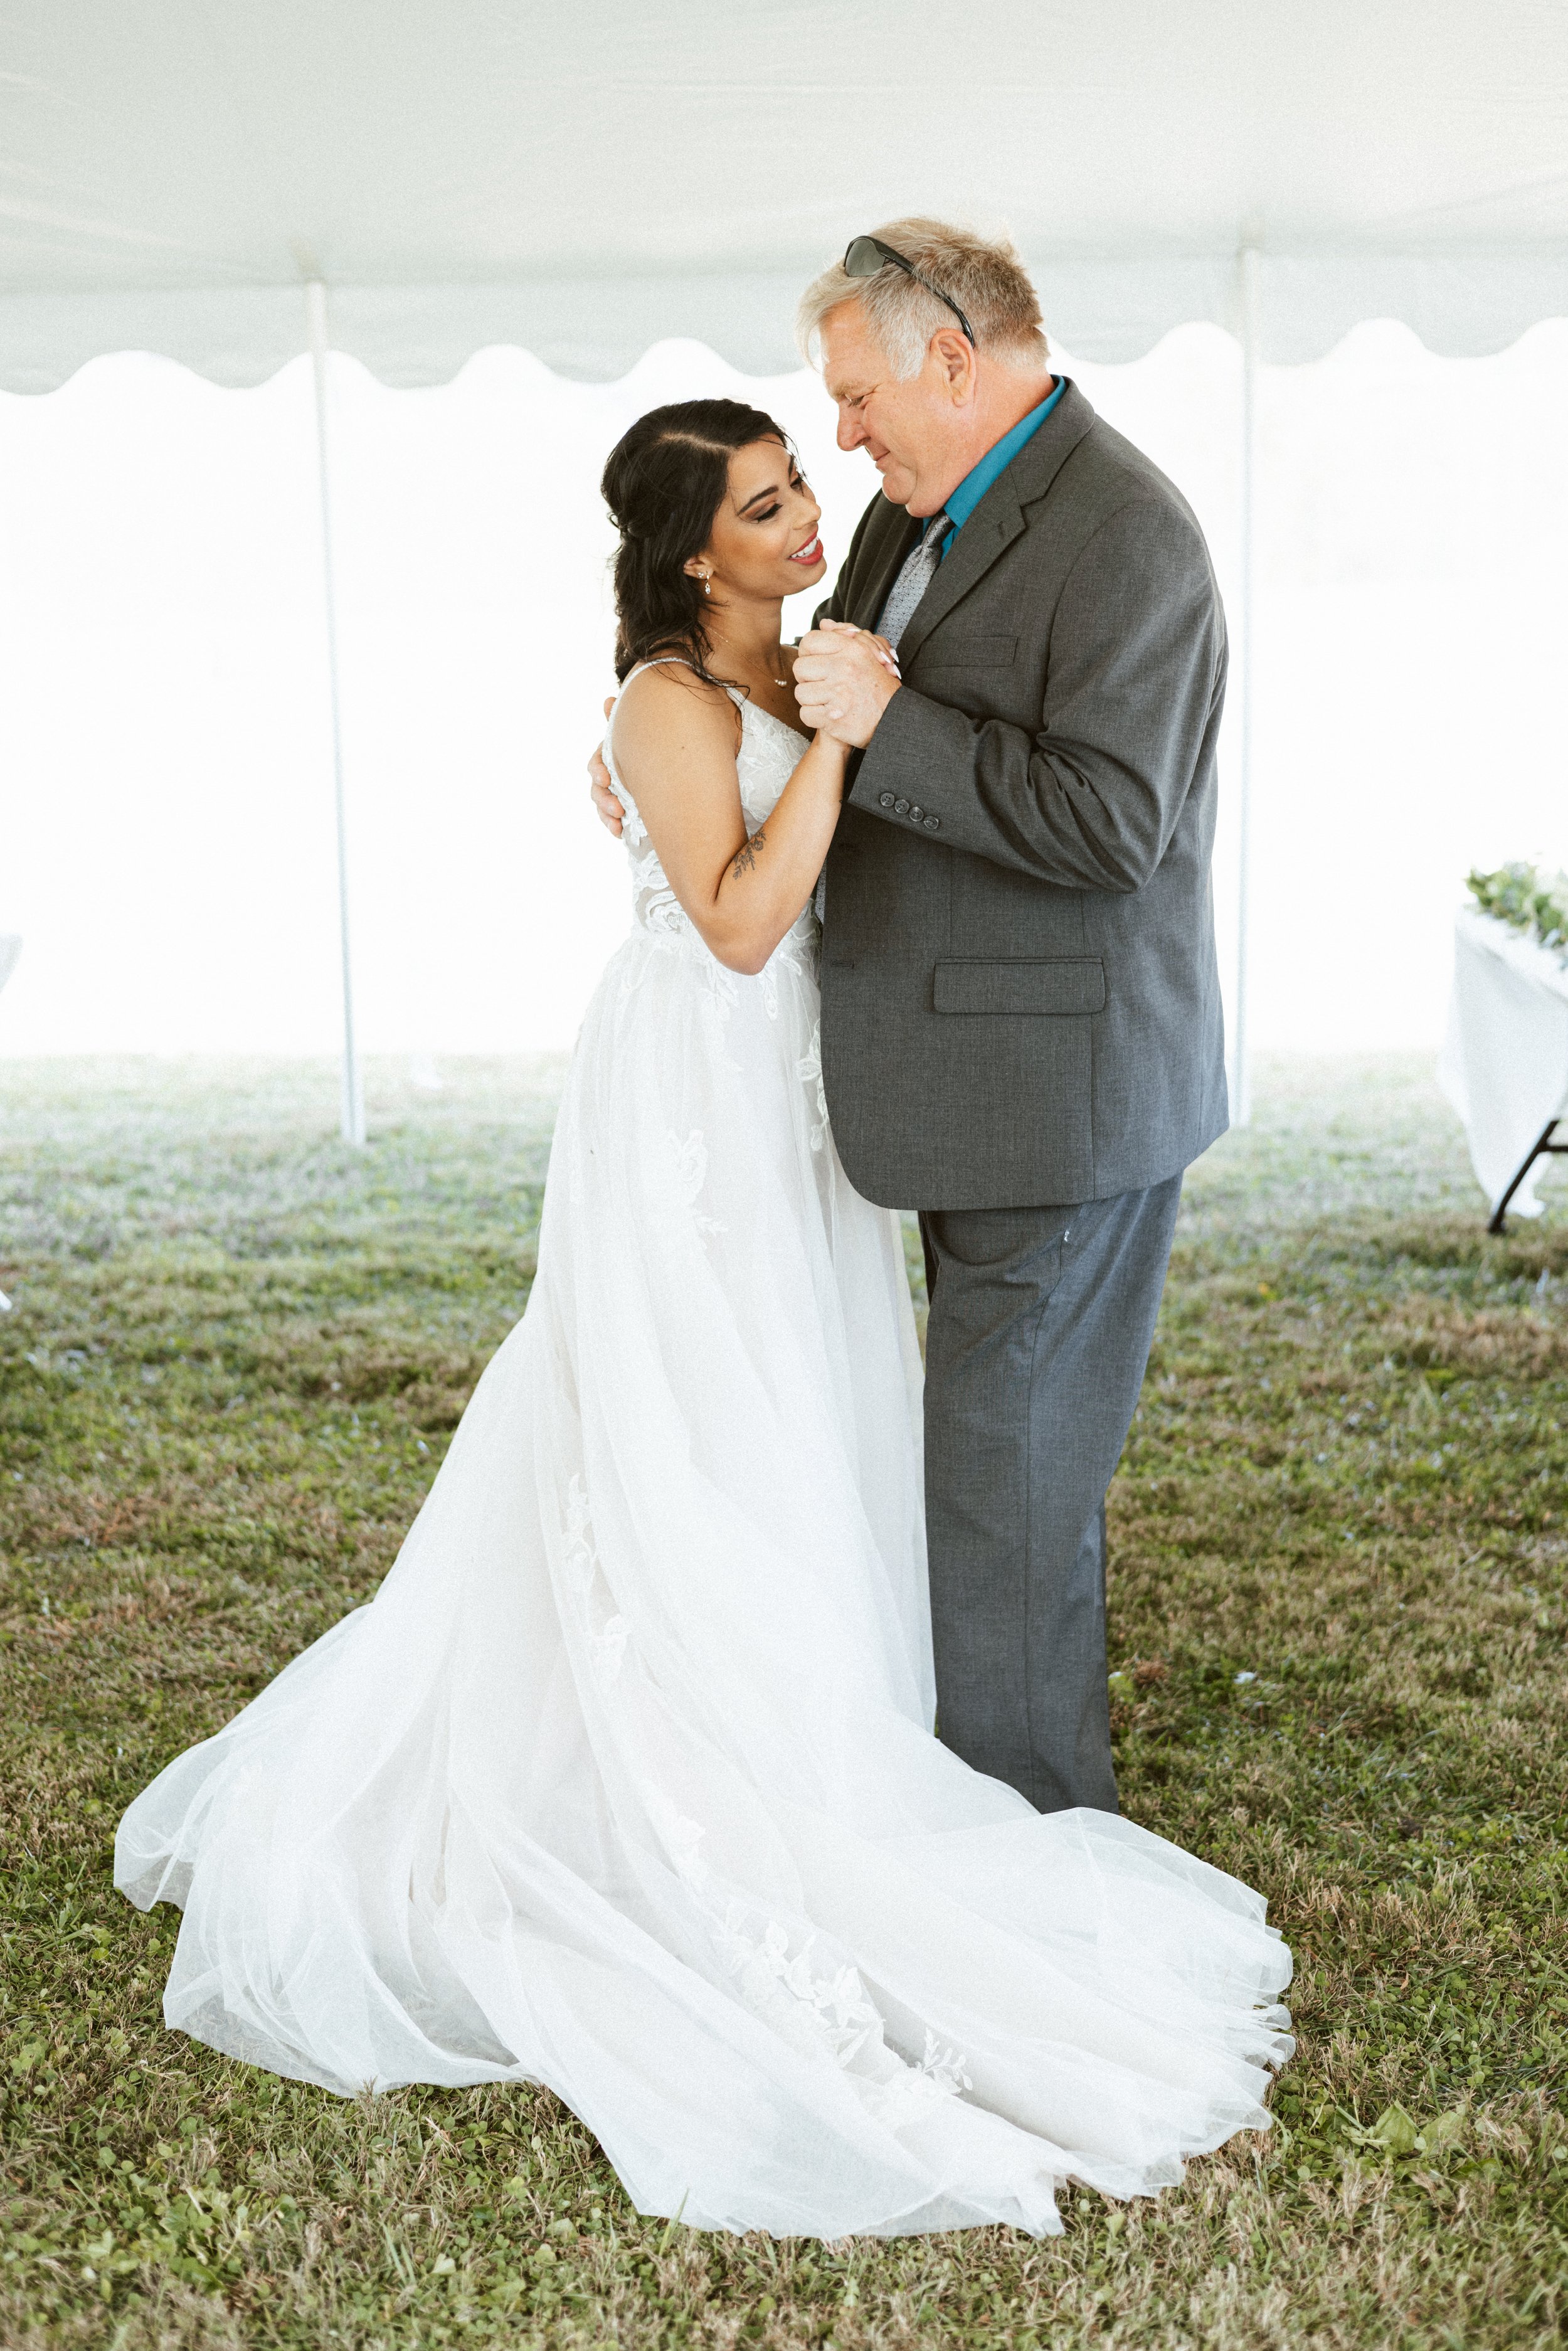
[596,219,1229,1818]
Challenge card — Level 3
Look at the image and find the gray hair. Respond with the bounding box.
[797,217,1050,380]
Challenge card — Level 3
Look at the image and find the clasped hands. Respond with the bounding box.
[587,622,900,837]
[792,620,901,748]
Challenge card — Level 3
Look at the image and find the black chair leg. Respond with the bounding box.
[1488,1119,1565,1234]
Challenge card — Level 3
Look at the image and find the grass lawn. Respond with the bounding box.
[1,1051,1565,2349]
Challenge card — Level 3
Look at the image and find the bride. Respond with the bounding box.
[116,397,1291,2241]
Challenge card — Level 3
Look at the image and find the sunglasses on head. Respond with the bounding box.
[842,235,976,347]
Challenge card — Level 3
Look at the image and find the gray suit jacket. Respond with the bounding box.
[815,380,1229,1210]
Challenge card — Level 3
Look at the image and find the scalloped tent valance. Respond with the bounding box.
[2,0,1566,390]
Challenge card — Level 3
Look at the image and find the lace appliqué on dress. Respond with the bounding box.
[607,699,817,1019]
[615,790,648,849]
[593,1615,631,1685]
[563,1475,632,1686]
[797,1023,830,1153]
[635,1772,977,2107]
[628,849,689,942]
[563,1474,596,1591]
[915,2030,974,2098]
[714,1909,882,2068]
[708,1901,977,2119]
[641,1798,975,2114]
[666,1128,726,1235]
[644,1790,708,1887]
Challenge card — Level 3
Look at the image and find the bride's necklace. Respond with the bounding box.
[718,640,787,691]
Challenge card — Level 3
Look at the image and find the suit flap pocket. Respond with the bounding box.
[933,958,1106,1017]
[921,632,1018,667]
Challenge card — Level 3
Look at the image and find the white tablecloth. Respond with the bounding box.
[1439,906,1568,1218]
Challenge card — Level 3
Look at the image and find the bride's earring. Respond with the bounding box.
[702,573,712,597]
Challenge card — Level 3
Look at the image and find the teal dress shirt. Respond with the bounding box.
[932,375,1067,558]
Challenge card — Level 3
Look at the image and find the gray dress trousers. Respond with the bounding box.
[919,1176,1182,1813]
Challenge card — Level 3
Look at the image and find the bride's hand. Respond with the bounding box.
[793,622,901,749]
[588,698,623,838]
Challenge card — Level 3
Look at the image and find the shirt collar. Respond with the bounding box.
[937,375,1067,538]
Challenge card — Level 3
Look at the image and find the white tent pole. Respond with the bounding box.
[1232,242,1261,1129]
[304,277,365,1149]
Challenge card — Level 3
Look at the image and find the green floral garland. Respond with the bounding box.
[1466,859,1568,963]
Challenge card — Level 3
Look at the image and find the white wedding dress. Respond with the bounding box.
[117,681,1291,2239]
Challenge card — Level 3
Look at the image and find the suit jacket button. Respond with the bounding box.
[893,797,910,815]
[909,803,924,820]
[878,792,895,808]
[924,814,941,831]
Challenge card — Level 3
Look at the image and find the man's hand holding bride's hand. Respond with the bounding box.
[588,697,623,837]
[793,620,901,748]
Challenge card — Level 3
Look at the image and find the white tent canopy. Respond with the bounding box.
[3,0,1567,390]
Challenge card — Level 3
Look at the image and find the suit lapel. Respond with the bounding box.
[895,380,1098,666]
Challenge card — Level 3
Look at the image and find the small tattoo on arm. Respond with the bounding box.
[731,827,766,879]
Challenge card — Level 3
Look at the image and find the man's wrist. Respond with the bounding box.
[842,684,920,807]
[864,672,899,743]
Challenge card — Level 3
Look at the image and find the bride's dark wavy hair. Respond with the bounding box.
[601,398,793,685]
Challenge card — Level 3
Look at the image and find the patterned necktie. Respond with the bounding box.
[874,513,950,650]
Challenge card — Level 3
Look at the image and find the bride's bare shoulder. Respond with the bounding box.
[615,661,739,764]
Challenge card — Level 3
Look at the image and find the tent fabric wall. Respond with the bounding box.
[8,256,1568,394]
[2,0,1565,390]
